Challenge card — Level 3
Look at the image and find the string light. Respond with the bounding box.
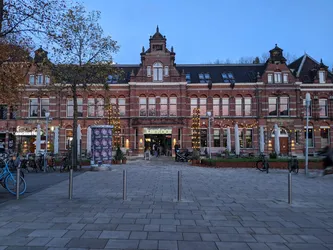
[191,108,200,150]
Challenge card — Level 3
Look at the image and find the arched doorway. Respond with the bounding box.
[271,127,289,155]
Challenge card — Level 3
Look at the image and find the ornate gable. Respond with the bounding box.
[130,26,185,83]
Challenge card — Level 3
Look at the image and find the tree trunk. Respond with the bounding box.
[72,83,78,170]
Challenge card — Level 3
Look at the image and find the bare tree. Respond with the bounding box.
[50,3,119,169]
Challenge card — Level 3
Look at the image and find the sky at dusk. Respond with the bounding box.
[82,0,333,68]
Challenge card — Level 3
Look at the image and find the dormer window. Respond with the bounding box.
[164,66,169,76]
[221,72,235,83]
[268,74,273,83]
[274,72,281,83]
[199,73,211,83]
[283,73,288,83]
[45,75,50,85]
[37,74,43,85]
[153,62,163,81]
[186,73,191,83]
[319,71,325,83]
[147,66,151,77]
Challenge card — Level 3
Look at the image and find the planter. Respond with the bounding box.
[122,159,127,164]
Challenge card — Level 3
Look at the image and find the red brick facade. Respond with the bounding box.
[0,28,332,157]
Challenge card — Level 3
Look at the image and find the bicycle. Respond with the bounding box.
[255,154,269,173]
[0,159,27,195]
[288,155,299,174]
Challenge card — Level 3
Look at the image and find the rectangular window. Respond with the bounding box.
[319,99,328,117]
[37,75,43,85]
[160,97,168,116]
[200,98,207,116]
[304,127,314,148]
[244,97,251,116]
[280,97,289,116]
[283,73,288,83]
[268,97,278,116]
[148,97,156,116]
[139,97,147,116]
[320,127,330,148]
[239,129,244,148]
[147,66,151,77]
[235,97,242,116]
[169,97,177,116]
[29,98,39,117]
[222,98,229,116]
[319,71,325,83]
[213,129,220,147]
[119,98,125,116]
[186,73,191,83]
[40,98,49,117]
[96,98,104,117]
[303,99,312,117]
[268,74,273,83]
[88,98,95,117]
[222,129,227,147]
[198,73,211,83]
[45,75,50,85]
[110,98,117,105]
[77,98,83,117]
[274,72,282,83]
[65,129,73,150]
[222,72,235,83]
[67,98,73,117]
[213,98,220,117]
[191,98,197,115]
[200,129,207,147]
[245,129,253,148]
[29,75,35,85]
[9,106,17,119]
[0,105,7,119]
[164,66,169,76]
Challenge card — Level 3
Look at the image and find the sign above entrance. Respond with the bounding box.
[144,128,172,134]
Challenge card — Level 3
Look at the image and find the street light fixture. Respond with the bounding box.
[207,111,212,159]
[305,93,311,176]
[44,111,50,173]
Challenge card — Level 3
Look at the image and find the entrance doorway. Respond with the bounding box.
[271,127,289,155]
[144,134,172,156]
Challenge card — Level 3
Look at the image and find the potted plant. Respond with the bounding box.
[114,147,124,164]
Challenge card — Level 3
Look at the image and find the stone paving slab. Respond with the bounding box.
[0,157,332,249]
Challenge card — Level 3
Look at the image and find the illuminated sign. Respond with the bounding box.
[143,128,172,134]
[15,131,38,136]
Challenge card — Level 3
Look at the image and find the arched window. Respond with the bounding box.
[153,62,163,81]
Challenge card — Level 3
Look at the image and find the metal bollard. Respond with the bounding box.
[69,168,73,200]
[16,165,21,200]
[123,170,127,200]
[178,171,182,202]
[288,172,292,204]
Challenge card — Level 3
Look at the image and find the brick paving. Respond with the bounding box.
[0,157,332,249]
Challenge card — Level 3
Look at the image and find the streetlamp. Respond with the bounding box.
[207,111,212,159]
[44,111,50,172]
[305,93,311,176]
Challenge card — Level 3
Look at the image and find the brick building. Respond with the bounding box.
[0,27,332,156]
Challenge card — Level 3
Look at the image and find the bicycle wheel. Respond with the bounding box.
[256,161,265,172]
[5,174,27,195]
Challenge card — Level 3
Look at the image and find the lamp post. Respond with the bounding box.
[44,112,50,173]
[207,111,212,159]
[305,93,311,176]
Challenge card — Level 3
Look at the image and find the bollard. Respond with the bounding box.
[123,170,127,200]
[69,168,73,200]
[288,172,292,204]
[178,171,182,202]
[16,165,21,200]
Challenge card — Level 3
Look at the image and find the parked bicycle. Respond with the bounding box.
[0,159,27,195]
[255,154,269,173]
[288,155,299,174]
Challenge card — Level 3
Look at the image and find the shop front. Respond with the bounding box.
[143,128,172,156]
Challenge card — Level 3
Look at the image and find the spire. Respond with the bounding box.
[142,46,145,53]
[156,25,159,33]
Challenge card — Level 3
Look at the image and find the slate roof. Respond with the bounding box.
[288,54,333,83]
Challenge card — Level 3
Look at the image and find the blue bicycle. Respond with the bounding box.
[0,159,27,195]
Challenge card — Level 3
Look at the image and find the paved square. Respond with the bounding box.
[0,157,332,249]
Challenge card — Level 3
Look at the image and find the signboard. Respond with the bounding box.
[143,128,172,134]
[15,131,38,136]
[91,125,113,164]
